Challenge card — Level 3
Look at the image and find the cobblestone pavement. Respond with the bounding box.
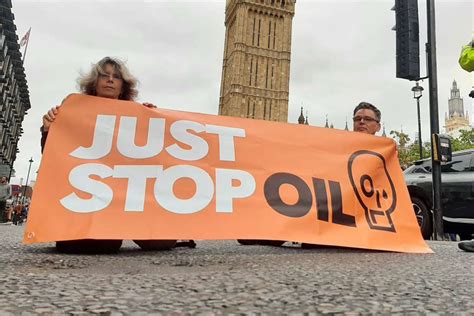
[0,225,473,315]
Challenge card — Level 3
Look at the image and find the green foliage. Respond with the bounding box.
[390,130,410,148]
[390,130,430,169]
[451,129,474,151]
[390,128,474,169]
[390,130,414,169]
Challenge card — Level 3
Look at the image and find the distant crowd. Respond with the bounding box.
[0,176,29,226]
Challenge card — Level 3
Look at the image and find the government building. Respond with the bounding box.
[219,0,296,122]
[444,80,471,138]
[0,0,30,178]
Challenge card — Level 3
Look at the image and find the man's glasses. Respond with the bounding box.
[353,116,379,123]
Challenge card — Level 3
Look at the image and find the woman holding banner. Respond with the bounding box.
[40,57,177,254]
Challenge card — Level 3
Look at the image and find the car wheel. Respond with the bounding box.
[411,196,432,239]
[458,233,473,241]
[237,239,259,245]
[237,240,285,246]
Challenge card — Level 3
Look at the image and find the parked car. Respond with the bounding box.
[404,149,474,240]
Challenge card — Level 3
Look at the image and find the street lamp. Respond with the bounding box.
[22,157,33,204]
[411,81,424,159]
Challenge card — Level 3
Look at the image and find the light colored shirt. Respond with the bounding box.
[0,183,12,201]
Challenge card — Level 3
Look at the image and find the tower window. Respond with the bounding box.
[254,59,259,87]
[265,61,269,88]
[271,64,274,89]
[268,20,272,49]
[249,58,253,85]
[263,100,267,119]
[252,17,256,46]
[273,21,276,49]
[257,19,261,47]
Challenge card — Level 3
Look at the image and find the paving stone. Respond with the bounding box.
[0,226,473,314]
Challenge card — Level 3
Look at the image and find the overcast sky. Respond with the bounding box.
[9,0,473,184]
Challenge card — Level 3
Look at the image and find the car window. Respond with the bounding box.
[405,161,431,174]
[406,166,429,174]
[403,165,416,174]
[441,154,471,173]
[421,162,431,172]
[414,167,430,174]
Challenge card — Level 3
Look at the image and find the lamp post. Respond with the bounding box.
[411,81,424,159]
[22,157,33,204]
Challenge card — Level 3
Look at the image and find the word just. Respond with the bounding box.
[61,115,255,214]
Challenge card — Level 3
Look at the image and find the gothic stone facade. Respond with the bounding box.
[219,0,295,122]
[444,80,471,138]
[0,0,30,178]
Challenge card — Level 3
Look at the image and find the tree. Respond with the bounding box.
[451,129,474,151]
[390,130,410,148]
[390,129,474,169]
[390,130,415,168]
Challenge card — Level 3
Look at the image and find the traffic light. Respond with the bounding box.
[392,0,420,80]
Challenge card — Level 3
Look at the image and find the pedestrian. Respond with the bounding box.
[40,56,178,254]
[0,177,12,223]
[12,203,22,225]
[5,203,13,223]
[457,38,474,252]
[22,203,29,222]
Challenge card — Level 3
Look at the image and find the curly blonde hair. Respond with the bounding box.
[77,57,138,101]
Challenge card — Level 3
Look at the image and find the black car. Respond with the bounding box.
[404,149,474,240]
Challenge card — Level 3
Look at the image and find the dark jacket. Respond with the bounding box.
[40,127,48,153]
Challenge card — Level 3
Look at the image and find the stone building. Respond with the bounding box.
[0,0,30,178]
[219,0,295,122]
[444,80,471,138]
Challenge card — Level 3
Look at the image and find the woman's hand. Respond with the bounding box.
[142,102,157,109]
[42,106,60,133]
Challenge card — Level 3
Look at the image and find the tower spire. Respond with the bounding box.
[445,79,470,135]
[298,106,305,124]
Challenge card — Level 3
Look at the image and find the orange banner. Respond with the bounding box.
[24,94,431,253]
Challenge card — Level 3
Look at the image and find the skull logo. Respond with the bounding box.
[348,150,397,232]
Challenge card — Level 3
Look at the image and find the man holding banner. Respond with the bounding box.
[238,102,383,249]
[301,101,382,249]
